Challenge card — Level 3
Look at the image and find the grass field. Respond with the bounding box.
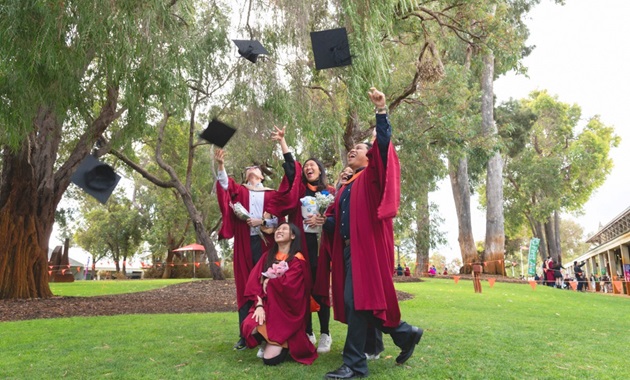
[48,278,196,297]
[1,278,627,379]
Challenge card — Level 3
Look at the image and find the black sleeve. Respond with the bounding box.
[282,152,296,183]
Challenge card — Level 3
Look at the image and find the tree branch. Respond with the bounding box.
[155,110,183,186]
[389,42,429,113]
[54,84,124,194]
[108,148,175,189]
[402,7,482,45]
[306,85,339,116]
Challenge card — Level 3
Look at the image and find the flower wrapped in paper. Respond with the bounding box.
[230,202,267,242]
[231,202,250,221]
[262,260,289,279]
[300,191,335,233]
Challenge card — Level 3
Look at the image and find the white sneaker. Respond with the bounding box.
[365,353,381,360]
[317,333,332,353]
[307,333,316,346]
[256,342,267,359]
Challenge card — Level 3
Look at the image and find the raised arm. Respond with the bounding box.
[368,87,391,165]
[271,125,296,183]
[214,149,229,190]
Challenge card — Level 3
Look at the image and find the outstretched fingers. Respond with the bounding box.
[271,125,286,141]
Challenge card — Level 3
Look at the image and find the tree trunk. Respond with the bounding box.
[0,137,56,299]
[177,185,224,279]
[544,213,561,264]
[415,183,430,276]
[481,51,505,275]
[449,157,477,274]
[527,214,548,261]
[0,86,121,299]
[162,249,175,278]
[554,211,562,261]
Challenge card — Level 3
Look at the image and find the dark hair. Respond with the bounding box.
[362,141,373,149]
[301,157,328,192]
[264,222,302,270]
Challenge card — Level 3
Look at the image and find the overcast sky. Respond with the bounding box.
[431,0,630,260]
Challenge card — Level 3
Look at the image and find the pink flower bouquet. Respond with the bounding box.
[262,260,289,279]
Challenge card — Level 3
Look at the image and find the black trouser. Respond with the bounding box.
[576,274,585,291]
[342,246,414,376]
[365,327,384,356]
[238,235,264,337]
[306,294,331,336]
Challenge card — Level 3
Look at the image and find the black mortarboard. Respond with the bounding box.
[199,118,237,148]
[310,27,352,70]
[71,154,121,204]
[232,39,269,63]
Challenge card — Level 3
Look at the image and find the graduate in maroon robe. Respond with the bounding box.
[323,88,423,379]
[241,222,318,365]
[214,149,301,350]
[270,126,336,353]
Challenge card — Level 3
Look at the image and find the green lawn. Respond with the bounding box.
[1,278,626,379]
[49,278,195,297]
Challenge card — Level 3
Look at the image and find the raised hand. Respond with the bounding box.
[214,149,225,165]
[368,87,386,108]
[271,125,290,154]
[270,125,286,142]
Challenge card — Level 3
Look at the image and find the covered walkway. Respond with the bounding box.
[565,206,630,295]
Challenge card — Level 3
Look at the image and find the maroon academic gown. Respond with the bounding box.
[330,141,401,328]
[216,171,301,310]
[546,260,556,283]
[241,252,318,365]
[312,229,333,305]
[285,179,336,306]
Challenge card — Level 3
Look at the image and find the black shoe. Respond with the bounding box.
[324,364,364,379]
[396,326,423,364]
[233,337,247,350]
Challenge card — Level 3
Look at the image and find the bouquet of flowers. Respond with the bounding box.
[262,260,289,279]
[230,202,267,242]
[231,202,250,220]
[300,191,335,233]
[315,191,335,214]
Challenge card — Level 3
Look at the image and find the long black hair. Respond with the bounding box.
[301,157,328,192]
[265,222,302,270]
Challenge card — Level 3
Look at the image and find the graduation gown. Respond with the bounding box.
[284,178,335,306]
[312,229,333,305]
[216,169,301,310]
[330,140,401,328]
[241,252,318,365]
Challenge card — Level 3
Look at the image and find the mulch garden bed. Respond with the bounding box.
[0,279,416,322]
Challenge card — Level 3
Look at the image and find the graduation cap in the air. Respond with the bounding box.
[199,118,237,148]
[71,154,121,204]
[232,39,269,63]
[310,27,352,70]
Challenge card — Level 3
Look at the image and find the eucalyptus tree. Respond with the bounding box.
[214,1,547,275]
[78,2,234,280]
[250,0,485,269]
[501,90,619,264]
[0,0,215,299]
[393,0,553,274]
[131,168,194,279]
